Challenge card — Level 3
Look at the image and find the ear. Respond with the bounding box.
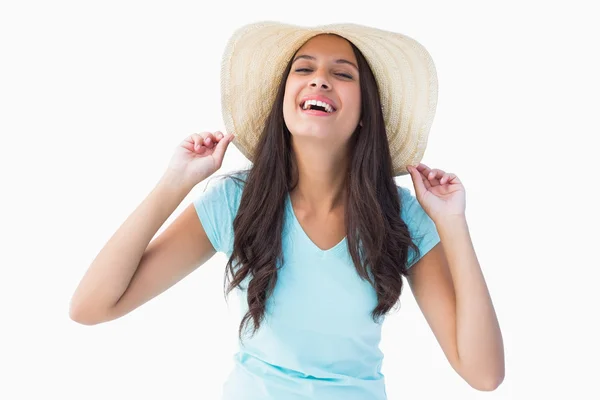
[359,120,363,127]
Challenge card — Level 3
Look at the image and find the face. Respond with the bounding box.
[282,34,361,144]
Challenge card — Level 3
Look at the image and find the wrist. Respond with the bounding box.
[433,213,467,228]
[158,170,196,195]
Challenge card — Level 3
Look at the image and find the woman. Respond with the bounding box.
[70,22,504,399]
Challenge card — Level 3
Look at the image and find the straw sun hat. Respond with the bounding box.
[220,21,438,176]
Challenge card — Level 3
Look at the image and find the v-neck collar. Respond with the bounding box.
[285,192,347,257]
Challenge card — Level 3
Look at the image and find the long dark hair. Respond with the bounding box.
[219,35,420,342]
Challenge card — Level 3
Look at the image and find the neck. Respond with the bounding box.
[290,137,349,213]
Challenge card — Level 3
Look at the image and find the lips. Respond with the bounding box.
[301,108,333,116]
[299,95,337,113]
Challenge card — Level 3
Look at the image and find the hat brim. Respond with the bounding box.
[220,21,438,176]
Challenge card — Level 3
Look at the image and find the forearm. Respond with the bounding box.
[435,216,505,389]
[69,171,195,322]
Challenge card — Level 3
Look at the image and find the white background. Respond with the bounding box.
[1,1,598,399]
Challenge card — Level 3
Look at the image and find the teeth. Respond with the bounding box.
[302,99,334,113]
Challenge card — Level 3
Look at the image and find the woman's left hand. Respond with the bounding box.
[407,163,466,223]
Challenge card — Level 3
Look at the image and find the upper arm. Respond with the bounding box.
[398,185,460,370]
[108,203,216,321]
[407,241,460,372]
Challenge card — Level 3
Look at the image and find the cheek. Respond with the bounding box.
[282,94,296,123]
[283,92,294,110]
[282,83,295,109]
[345,90,362,120]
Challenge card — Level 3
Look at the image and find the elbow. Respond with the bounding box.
[456,349,505,391]
[469,372,505,392]
[69,302,112,326]
[458,360,505,392]
[69,305,97,325]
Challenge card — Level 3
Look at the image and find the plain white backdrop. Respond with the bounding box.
[1,0,598,399]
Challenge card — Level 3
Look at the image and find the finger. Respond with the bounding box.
[203,135,215,149]
[407,165,427,197]
[183,141,207,154]
[208,131,226,142]
[191,133,213,152]
[421,172,433,189]
[427,168,445,181]
[185,131,229,153]
[422,168,444,187]
[188,133,206,150]
[211,132,234,163]
[413,168,432,190]
[416,163,437,184]
[196,136,210,151]
[444,173,461,185]
[206,131,226,148]
[440,172,455,185]
[416,163,431,176]
[209,131,225,148]
[181,135,200,152]
[440,173,450,185]
[194,132,218,148]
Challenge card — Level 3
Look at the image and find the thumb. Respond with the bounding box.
[407,165,427,199]
[212,133,235,163]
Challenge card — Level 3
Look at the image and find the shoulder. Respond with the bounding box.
[395,185,440,268]
[396,185,420,220]
[203,169,248,192]
[198,169,248,205]
[395,184,439,241]
[192,170,249,255]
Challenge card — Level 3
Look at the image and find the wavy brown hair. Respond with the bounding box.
[219,35,420,342]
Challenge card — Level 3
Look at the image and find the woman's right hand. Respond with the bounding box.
[165,131,235,188]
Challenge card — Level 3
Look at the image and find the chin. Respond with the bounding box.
[289,125,332,140]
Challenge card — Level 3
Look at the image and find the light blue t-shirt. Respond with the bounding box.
[193,172,440,400]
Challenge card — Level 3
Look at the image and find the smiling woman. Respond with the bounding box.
[283,34,361,142]
[206,30,428,399]
[70,20,504,400]
[196,22,502,398]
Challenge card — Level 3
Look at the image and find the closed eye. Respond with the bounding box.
[294,68,353,80]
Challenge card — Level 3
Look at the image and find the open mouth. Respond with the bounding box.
[300,99,336,113]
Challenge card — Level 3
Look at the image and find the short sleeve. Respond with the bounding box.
[398,186,441,269]
[193,173,245,255]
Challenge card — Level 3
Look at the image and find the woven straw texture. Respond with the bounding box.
[220,21,438,176]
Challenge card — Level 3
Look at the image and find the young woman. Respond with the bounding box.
[70,22,504,399]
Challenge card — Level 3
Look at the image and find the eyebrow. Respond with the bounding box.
[292,54,359,71]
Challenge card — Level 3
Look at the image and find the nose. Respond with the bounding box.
[309,72,331,90]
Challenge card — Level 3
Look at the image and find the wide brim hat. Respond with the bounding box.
[220,21,438,176]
